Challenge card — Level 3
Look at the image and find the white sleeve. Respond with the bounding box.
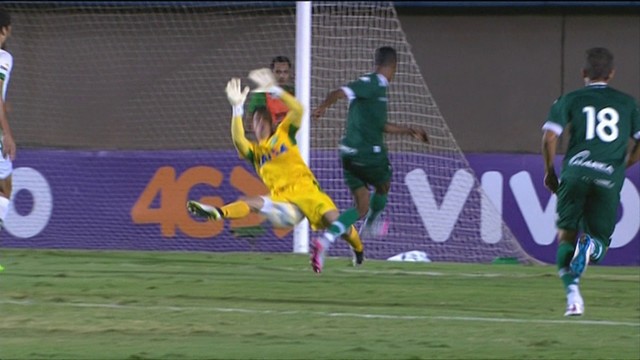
[0,51,13,81]
[341,86,355,101]
[542,121,563,136]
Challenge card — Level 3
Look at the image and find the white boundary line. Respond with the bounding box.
[3,299,639,328]
[264,265,640,281]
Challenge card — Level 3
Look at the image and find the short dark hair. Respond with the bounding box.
[375,46,397,67]
[0,9,10,29]
[584,47,614,80]
[270,56,291,70]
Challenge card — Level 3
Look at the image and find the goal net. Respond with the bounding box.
[1,1,535,264]
[310,2,535,264]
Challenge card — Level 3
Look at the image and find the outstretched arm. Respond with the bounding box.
[230,112,252,158]
[249,67,303,130]
[276,89,303,129]
[225,78,253,158]
[384,122,429,143]
[542,130,559,193]
[312,88,346,121]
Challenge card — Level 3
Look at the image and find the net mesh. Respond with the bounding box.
[1,1,535,263]
[310,2,534,263]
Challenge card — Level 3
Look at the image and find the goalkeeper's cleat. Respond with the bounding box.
[570,234,594,277]
[359,217,389,239]
[187,201,223,221]
[352,250,364,267]
[564,303,584,317]
[310,236,329,274]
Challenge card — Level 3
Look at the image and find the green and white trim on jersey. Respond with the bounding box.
[0,49,13,101]
[340,73,389,102]
[541,120,564,136]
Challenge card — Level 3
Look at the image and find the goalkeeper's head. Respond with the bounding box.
[374,46,397,82]
[251,106,275,142]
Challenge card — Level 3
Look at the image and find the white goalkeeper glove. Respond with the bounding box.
[225,78,250,116]
[248,68,283,96]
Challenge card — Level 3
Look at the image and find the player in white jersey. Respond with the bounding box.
[0,9,16,272]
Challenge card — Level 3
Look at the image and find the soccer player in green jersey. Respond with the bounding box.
[311,46,428,269]
[541,47,640,317]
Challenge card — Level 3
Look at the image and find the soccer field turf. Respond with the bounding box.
[0,249,638,360]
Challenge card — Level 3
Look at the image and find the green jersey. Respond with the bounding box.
[340,72,389,157]
[543,83,640,184]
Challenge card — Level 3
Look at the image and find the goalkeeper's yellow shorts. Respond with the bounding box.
[271,179,336,231]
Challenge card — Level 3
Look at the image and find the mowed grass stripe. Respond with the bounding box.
[1,249,638,359]
[2,299,639,327]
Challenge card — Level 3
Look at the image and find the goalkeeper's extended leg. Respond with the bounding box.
[187,200,223,221]
[187,200,251,221]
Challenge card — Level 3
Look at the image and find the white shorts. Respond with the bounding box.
[0,155,13,179]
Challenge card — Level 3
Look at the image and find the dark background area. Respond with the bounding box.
[396,1,639,152]
[3,1,638,153]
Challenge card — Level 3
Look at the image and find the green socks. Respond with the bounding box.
[326,193,388,242]
[326,208,360,241]
[365,193,387,224]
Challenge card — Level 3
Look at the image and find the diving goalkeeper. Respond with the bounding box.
[187,68,364,272]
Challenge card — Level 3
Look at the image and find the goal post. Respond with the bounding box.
[293,1,311,254]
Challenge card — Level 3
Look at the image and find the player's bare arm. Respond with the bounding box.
[541,130,559,193]
[383,122,429,143]
[312,88,346,121]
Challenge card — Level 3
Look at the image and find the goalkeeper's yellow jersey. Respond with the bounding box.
[231,90,317,195]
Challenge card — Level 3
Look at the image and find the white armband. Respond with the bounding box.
[233,105,244,118]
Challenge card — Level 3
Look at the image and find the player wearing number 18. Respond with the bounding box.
[541,47,640,317]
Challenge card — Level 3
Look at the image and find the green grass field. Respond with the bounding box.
[0,248,638,360]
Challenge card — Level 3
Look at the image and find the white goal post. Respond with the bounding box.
[293,1,311,253]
